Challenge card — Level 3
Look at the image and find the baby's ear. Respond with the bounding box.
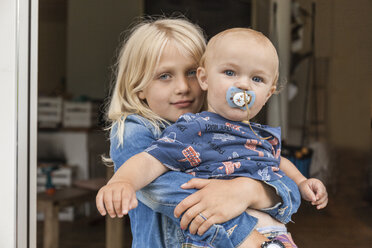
[197,67,208,91]
[270,85,277,95]
[265,85,276,101]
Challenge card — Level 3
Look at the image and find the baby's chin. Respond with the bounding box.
[228,109,260,122]
[221,111,252,122]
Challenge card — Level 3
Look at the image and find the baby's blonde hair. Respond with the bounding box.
[107,17,206,146]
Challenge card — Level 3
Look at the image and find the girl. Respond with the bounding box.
[97,17,326,248]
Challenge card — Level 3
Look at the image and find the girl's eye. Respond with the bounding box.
[187,70,197,77]
[252,76,263,83]
[159,73,171,80]
[224,70,236,77]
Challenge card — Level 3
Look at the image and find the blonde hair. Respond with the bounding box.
[107,17,206,146]
[200,28,279,89]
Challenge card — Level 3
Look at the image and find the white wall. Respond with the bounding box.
[267,0,291,139]
[0,0,38,247]
[0,1,18,247]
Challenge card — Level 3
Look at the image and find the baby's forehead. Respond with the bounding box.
[206,31,276,59]
[213,31,269,49]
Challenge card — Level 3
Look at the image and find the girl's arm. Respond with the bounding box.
[96,152,168,217]
[109,152,168,189]
[174,177,281,235]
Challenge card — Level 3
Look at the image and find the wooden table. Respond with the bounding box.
[37,187,96,248]
[74,177,125,248]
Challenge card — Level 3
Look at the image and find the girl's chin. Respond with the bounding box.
[172,108,197,119]
[178,109,196,115]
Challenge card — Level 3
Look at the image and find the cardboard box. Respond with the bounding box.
[38,97,63,128]
[63,101,99,128]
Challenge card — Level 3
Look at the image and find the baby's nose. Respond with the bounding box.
[235,78,252,90]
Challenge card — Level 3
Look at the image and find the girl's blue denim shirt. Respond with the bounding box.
[110,114,300,248]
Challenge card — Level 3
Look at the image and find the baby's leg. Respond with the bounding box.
[235,209,282,248]
[235,175,301,248]
[243,209,297,248]
[246,208,285,229]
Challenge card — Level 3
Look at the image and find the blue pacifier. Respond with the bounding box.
[226,86,255,110]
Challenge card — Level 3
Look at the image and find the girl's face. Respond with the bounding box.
[139,42,204,122]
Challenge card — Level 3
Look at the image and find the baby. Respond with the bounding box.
[97,28,327,248]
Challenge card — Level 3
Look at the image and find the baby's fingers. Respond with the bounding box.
[129,197,138,210]
[104,191,116,218]
[301,187,316,202]
[121,189,136,215]
[315,186,327,199]
[113,189,123,217]
[313,193,328,209]
[96,190,106,216]
[316,197,328,209]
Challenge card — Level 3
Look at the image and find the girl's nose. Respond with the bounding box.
[175,76,190,94]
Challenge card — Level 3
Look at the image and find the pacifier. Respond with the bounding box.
[226,86,255,110]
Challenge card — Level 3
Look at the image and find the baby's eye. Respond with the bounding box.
[159,73,171,80]
[187,70,197,77]
[224,70,236,77]
[252,76,263,83]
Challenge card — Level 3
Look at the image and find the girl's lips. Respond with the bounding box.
[172,100,193,108]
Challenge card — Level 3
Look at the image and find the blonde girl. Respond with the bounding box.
[97,17,300,248]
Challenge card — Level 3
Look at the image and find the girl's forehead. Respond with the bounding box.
[160,41,198,63]
[154,42,198,72]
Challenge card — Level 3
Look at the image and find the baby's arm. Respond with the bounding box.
[96,152,168,217]
[280,156,328,209]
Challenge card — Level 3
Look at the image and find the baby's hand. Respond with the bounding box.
[96,181,138,218]
[298,178,328,209]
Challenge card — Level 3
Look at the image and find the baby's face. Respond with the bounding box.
[197,33,278,122]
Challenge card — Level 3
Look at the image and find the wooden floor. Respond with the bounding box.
[37,150,372,248]
[289,198,372,247]
[289,149,372,247]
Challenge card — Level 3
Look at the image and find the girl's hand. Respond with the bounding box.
[96,181,138,218]
[298,178,328,209]
[173,177,260,236]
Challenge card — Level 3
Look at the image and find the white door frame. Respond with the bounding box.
[0,0,38,247]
